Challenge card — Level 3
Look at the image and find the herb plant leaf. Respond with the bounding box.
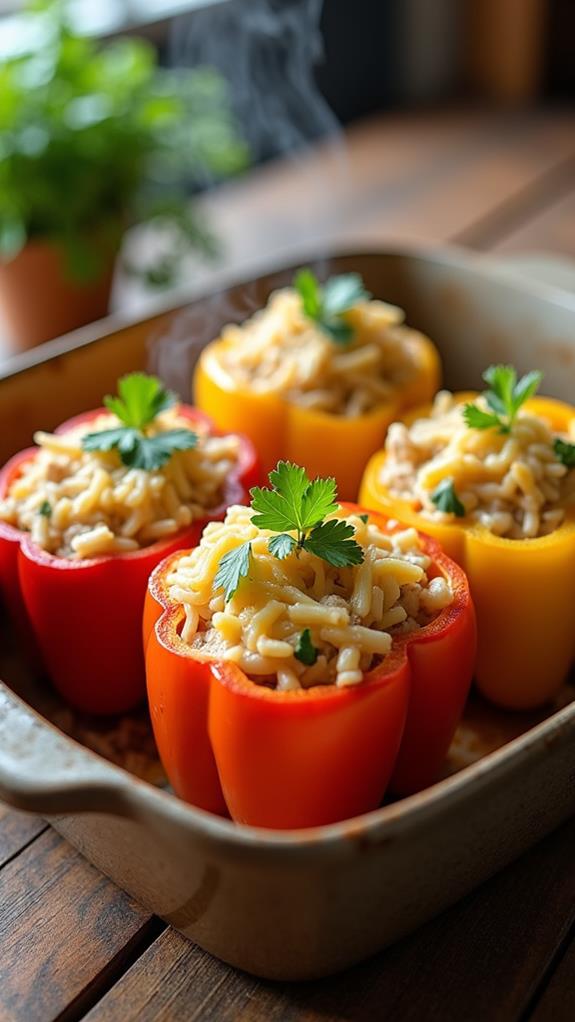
[465,364,543,434]
[250,486,298,533]
[294,268,371,345]
[250,461,364,568]
[511,370,543,413]
[81,373,196,470]
[294,268,322,320]
[213,542,252,602]
[103,373,175,429]
[82,426,197,470]
[303,519,364,567]
[431,479,465,517]
[268,533,297,559]
[300,476,339,530]
[554,438,575,467]
[462,405,502,431]
[294,628,318,666]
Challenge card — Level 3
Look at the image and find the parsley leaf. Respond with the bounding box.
[294,268,371,345]
[81,373,197,470]
[213,541,252,602]
[431,479,465,517]
[464,364,543,434]
[554,438,575,468]
[250,461,364,568]
[294,628,318,666]
[358,513,369,524]
[82,426,197,470]
[103,372,175,429]
[462,405,501,431]
[38,500,52,517]
[303,518,364,566]
[268,533,297,559]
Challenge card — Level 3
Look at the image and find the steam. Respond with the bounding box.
[149,0,342,395]
[170,0,340,161]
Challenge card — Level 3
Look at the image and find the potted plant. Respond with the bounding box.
[0,0,248,351]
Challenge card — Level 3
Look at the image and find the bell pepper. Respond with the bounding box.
[0,406,258,716]
[193,331,440,501]
[144,506,475,827]
[360,395,575,711]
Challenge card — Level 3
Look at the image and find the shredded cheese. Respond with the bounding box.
[168,506,453,690]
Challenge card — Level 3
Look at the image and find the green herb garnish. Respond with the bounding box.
[554,438,575,467]
[38,500,52,518]
[294,628,318,666]
[358,513,369,524]
[431,479,465,517]
[463,365,543,434]
[81,373,197,470]
[213,541,252,603]
[212,462,364,601]
[251,462,364,567]
[294,268,371,345]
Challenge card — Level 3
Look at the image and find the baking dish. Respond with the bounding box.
[1,245,574,981]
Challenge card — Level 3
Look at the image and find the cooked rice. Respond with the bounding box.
[167,506,453,690]
[0,409,240,558]
[382,391,575,539]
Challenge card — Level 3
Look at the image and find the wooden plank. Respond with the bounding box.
[0,804,46,869]
[529,934,575,1022]
[0,828,154,1022]
[83,815,575,1022]
[489,188,575,259]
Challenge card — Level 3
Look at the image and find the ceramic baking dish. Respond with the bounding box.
[1,245,575,981]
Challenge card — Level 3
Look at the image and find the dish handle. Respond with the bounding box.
[0,682,135,817]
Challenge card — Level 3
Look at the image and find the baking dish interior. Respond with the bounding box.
[1,244,574,828]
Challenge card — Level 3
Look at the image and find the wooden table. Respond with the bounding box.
[2,108,575,1022]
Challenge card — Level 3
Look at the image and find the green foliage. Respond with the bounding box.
[103,372,174,429]
[250,460,364,566]
[430,479,465,518]
[81,372,197,469]
[0,0,248,283]
[554,438,575,467]
[213,541,252,602]
[294,268,371,344]
[463,365,543,434]
[294,628,318,666]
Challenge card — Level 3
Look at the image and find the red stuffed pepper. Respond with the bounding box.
[0,373,258,715]
[145,463,476,829]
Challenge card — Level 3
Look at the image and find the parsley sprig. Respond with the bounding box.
[463,365,542,434]
[213,461,364,601]
[554,438,575,467]
[81,373,197,470]
[431,478,465,517]
[294,268,371,345]
[294,628,318,666]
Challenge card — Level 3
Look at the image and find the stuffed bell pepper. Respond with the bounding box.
[360,365,575,710]
[194,269,440,500]
[0,372,258,715]
[144,461,476,828]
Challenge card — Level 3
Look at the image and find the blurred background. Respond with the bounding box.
[0,0,573,356]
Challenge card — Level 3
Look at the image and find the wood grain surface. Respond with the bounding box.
[1,108,575,1021]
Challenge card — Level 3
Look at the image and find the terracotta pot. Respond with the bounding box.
[0,239,117,353]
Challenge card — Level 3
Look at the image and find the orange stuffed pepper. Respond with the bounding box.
[144,463,476,828]
[0,373,258,715]
[194,269,440,500]
[360,365,575,710]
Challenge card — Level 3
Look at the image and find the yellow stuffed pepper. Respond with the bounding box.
[194,269,440,500]
[359,365,575,710]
